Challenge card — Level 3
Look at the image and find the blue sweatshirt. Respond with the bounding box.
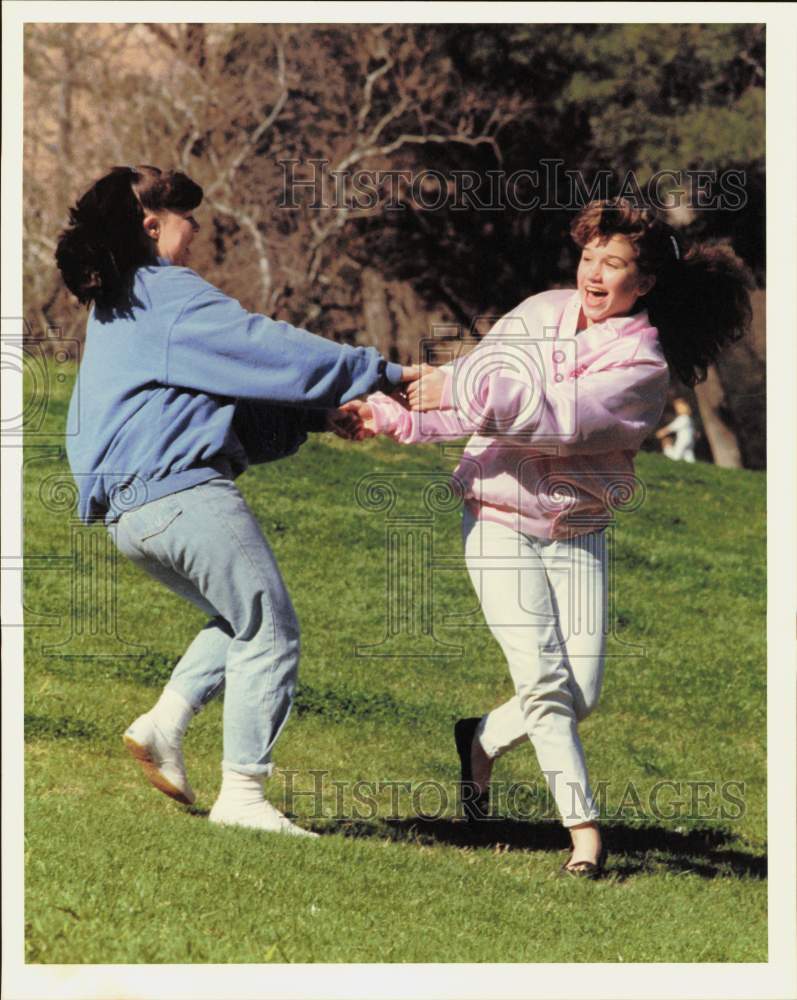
[66,259,403,523]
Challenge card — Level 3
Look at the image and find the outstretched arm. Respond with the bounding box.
[434,342,670,455]
[338,392,476,445]
[165,270,411,407]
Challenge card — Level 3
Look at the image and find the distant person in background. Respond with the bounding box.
[656,397,697,462]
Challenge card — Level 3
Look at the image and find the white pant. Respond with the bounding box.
[663,442,695,462]
[462,509,608,827]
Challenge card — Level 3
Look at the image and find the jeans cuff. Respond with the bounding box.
[221,760,275,778]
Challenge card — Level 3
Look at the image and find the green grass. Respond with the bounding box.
[22,362,766,963]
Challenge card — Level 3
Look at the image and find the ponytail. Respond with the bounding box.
[55,165,203,316]
[645,241,753,387]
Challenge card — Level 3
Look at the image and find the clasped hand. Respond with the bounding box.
[325,363,448,441]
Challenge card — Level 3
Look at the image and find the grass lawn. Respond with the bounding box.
[21,362,766,963]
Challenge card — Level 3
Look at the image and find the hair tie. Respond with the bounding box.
[670,234,680,261]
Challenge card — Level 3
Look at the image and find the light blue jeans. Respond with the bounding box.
[462,507,608,827]
[109,477,300,776]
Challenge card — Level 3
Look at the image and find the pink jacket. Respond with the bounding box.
[367,289,670,539]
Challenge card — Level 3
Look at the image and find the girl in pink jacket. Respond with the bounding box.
[343,198,752,877]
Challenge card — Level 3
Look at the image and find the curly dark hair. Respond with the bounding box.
[55,165,203,317]
[570,199,754,386]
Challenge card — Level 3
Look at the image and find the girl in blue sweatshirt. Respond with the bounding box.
[56,165,410,836]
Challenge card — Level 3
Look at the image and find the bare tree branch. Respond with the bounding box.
[204,39,288,199]
[144,23,180,52]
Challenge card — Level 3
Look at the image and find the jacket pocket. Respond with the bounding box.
[135,495,184,542]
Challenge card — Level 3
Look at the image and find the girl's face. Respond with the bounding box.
[576,235,655,326]
[144,209,200,266]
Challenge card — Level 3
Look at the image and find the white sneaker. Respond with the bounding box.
[123,713,196,805]
[208,798,320,838]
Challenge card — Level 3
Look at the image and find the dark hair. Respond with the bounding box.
[570,199,754,386]
[55,165,203,315]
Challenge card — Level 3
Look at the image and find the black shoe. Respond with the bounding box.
[561,843,608,880]
[454,717,490,821]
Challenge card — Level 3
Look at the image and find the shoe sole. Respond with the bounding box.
[208,813,319,838]
[123,734,195,805]
[560,847,608,879]
[560,862,603,879]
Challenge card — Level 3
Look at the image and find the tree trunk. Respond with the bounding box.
[694,364,744,468]
[58,27,75,213]
[361,266,393,355]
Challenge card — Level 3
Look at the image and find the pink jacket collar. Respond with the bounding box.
[560,289,654,342]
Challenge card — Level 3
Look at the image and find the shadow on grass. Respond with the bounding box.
[312,815,766,881]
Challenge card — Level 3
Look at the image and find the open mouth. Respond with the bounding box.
[584,287,609,308]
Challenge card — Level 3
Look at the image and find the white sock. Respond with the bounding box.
[215,769,265,812]
[209,769,319,838]
[124,689,197,805]
[150,687,195,742]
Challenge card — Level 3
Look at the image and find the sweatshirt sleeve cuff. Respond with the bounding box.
[367,392,399,435]
[379,361,405,392]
